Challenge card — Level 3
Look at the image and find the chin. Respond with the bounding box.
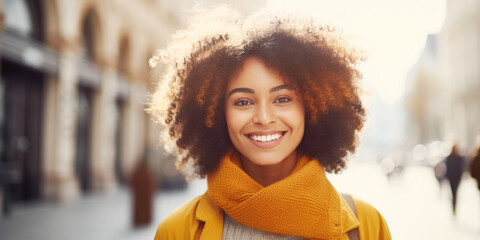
[247,153,288,166]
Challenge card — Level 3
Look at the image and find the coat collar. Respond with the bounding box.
[195,192,224,239]
[196,191,222,221]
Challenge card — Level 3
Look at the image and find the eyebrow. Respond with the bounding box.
[269,84,293,93]
[227,88,254,97]
[227,84,293,97]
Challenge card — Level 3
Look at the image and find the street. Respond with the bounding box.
[0,163,479,240]
[328,163,480,240]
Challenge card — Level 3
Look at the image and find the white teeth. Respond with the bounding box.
[249,133,282,142]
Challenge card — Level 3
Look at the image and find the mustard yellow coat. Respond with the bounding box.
[154,192,391,240]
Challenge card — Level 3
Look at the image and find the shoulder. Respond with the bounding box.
[352,197,380,216]
[154,195,203,240]
[352,197,392,240]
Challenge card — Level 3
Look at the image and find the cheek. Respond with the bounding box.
[291,106,306,137]
[225,108,243,139]
[299,108,306,129]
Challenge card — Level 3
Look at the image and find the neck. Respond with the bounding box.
[240,151,298,186]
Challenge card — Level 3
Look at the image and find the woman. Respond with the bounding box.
[149,6,391,240]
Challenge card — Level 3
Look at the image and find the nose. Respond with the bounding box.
[253,103,276,125]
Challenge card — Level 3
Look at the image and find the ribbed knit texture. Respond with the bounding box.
[207,150,343,240]
[223,213,306,240]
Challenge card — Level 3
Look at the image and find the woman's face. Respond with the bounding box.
[225,57,305,166]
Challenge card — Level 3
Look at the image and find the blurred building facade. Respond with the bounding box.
[405,35,442,146]
[406,0,480,156]
[0,0,265,214]
[438,0,480,153]
[0,0,176,207]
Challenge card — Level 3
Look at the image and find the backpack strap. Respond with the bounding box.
[341,193,359,240]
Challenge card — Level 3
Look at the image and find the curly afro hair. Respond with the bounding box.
[148,6,366,178]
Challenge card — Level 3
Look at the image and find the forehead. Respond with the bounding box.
[227,57,286,90]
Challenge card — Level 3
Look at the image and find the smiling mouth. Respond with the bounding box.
[248,132,286,142]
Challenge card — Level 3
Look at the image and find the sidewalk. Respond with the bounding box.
[0,179,207,240]
[1,164,479,240]
[328,163,480,240]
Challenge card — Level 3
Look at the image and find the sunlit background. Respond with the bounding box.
[0,0,479,240]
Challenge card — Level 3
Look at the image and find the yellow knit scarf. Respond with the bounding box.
[207,150,343,240]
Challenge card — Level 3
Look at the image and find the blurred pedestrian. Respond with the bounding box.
[470,138,480,231]
[149,6,391,239]
[470,143,480,190]
[445,144,467,215]
[434,160,447,184]
[130,158,155,227]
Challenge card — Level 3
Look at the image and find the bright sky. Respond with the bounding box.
[267,0,447,104]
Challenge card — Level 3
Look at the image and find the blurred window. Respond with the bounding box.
[4,0,33,36]
[118,37,130,76]
[114,99,125,184]
[81,11,97,61]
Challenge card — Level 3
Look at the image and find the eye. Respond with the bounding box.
[234,100,253,106]
[274,97,291,103]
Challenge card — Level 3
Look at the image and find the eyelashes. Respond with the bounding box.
[274,97,292,103]
[233,96,292,106]
[234,99,253,106]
